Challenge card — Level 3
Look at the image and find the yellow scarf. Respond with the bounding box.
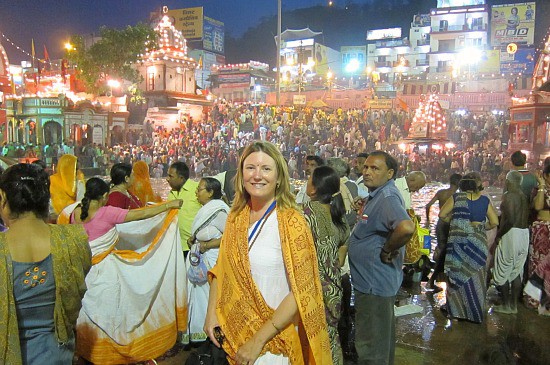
[210,206,333,365]
[0,225,91,364]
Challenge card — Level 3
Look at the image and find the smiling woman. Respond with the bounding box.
[205,140,333,365]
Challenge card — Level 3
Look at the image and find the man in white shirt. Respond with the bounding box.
[394,171,427,210]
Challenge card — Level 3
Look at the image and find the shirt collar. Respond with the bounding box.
[368,179,395,199]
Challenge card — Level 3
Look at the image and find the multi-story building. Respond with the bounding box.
[365,20,434,93]
[427,2,490,81]
[210,61,273,103]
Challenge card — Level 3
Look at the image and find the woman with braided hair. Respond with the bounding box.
[62,178,186,363]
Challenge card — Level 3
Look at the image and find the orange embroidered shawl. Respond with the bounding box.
[210,206,333,365]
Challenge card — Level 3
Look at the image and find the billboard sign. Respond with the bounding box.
[217,73,250,88]
[314,43,330,75]
[168,7,204,40]
[437,0,485,7]
[491,3,535,46]
[500,47,535,74]
[341,46,367,74]
[412,14,431,28]
[367,28,402,41]
[477,50,501,74]
[203,16,224,54]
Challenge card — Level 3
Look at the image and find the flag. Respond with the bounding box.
[31,39,35,68]
[43,45,50,71]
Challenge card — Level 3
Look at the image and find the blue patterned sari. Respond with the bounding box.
[444,193,488,323]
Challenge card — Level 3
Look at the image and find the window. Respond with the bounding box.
[472,38,482,47]
[471,17,483,30]
[148,72,155,90]
[439,39,455,52]
[439,20,448,31]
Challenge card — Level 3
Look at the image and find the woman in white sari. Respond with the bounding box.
[62,178,186,364]
[185,177,230,344]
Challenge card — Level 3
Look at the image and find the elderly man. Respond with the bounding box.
[349,151,415,364]
[492,170,529,314]
[395,171,427,210]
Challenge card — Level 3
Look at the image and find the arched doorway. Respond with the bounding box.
[43,120,62,146]
[26,120,37,145]
[16,120,24,144]
[71,123,92,146]
[111,125,123,145]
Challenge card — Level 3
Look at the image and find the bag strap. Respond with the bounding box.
[190,208,227,242]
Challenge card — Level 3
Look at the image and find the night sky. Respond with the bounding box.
[0,0,371,64]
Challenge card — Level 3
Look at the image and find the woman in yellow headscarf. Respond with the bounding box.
[129,160,162,205]
[50,155,84,215]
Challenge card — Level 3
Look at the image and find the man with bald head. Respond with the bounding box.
[395,171,427,210]
[492,170,529,314]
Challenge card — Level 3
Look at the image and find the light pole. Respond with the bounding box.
[107,79,120,97]
[276,0,281,106]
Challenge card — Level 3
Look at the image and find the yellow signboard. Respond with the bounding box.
[167,7,204,40]
[477,50,501,74]
[367,99,393,109]
[491,2,535,46]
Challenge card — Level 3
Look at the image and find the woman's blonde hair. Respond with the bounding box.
[231,140,296,215]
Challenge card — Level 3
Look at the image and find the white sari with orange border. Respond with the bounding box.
[63,206,187,364]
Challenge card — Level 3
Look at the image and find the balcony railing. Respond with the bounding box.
[416,39,430,46]
[416,59,429,66]
[432,24,488,33]
[392,60,410,68]
[375,61,392,68]
[436,66,453,72]
[375,39,410,48]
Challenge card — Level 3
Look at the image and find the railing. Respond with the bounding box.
[375,61,392,68]
[416,39,430,46]
[436,66,453,72]
[416,59,429,66]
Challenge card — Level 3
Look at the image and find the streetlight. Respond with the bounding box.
[107,79,120,96]
[65,42,74,51]
[326,70,333,97]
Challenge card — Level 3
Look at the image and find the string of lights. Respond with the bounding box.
[0,31,60,68]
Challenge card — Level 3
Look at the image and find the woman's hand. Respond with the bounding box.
[166,199,183,209]
[204,309,222,348]
[199,240,209,253]
[235,337,264,365]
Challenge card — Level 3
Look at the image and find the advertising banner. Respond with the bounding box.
[367,28,402,41]
[217,73,250,87]
[491,2,535,46]
[341,46,367,74]
[412,14,431,28]
[437,0,485,7]
[367,99,393,109]
[314,44,330,75]
[168,7,204,40]
[500,47,535,74]
[477,50,501,74]
[203,16,224,54]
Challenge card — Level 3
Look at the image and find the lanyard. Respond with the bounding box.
[248,200,276,242]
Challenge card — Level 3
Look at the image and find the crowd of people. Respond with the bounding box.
[1,101,526,189]
[1,99,549,365]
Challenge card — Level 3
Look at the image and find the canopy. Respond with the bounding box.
[274,27,322,44]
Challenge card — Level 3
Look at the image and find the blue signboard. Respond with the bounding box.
[203,16,224,54]
[500,48,535,74]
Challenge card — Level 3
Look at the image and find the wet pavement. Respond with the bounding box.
[146,180,550,365]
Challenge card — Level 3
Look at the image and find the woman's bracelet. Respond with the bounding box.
[271,321,281,333]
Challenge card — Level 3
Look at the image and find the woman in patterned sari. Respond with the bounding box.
[303,165,349,365]
[439,172,498,323]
